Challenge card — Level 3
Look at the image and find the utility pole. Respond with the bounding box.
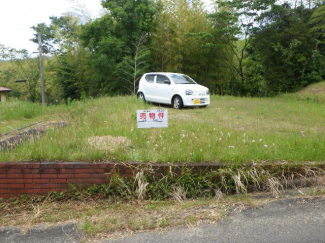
[38,32,46,106]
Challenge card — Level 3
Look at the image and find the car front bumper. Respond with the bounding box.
[182,95,210,107]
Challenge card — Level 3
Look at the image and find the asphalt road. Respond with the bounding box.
[1,197,325,243]
[103,197,325,243]
[0,224,81,243]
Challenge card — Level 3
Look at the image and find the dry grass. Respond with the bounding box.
[0,195,261,239]
[299,82,325,95]
[267,178,284,198]
[87,136,132,153]
[135,171,149,200]
[170,186,187,203]
[233,171,248,194]
[282,81,325,103]
[2,189,325,241]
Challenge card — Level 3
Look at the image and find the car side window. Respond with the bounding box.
[145,75,155,83]
[156,75,170,84]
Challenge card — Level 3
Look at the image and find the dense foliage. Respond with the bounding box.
[0,0,324,102]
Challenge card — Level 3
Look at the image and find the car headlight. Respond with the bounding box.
[185,90,193,95]
[206,90,210,95]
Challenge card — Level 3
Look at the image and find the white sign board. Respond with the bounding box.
[137,109,168,128]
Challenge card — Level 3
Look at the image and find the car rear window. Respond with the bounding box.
[145,75,155,83]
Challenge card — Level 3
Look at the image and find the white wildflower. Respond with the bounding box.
[252,140,255,143]
[259,139,263,142]
[229,145,235,148]
[264,144,268,148]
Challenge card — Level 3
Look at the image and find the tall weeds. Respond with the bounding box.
[14,163,324,204]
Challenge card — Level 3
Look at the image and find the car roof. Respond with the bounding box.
[144,72,184,76]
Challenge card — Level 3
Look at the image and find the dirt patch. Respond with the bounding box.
[87,136,131,152]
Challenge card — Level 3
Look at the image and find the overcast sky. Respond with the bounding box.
[0,0,213,53]
[0,0,103,52]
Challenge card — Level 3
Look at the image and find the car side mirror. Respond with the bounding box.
[164,80,171,85]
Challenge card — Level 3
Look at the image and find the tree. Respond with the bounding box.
[0,46,40,102]
[81,15,125,94]
[208,0,275,92]
[48,15,93,100]
[31,23,55,54]
[101,0,156,50]
[117,34,150,94]
[252,4,324,93]
[80,0,156,94]
[308,5,325,54]
[151,0,225,93]
[31,14,96,101]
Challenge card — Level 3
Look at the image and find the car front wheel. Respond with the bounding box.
[172,96,183,109]
[137,92,146,102]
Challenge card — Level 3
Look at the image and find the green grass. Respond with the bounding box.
[0,94,325,163]
[0,99,82,133]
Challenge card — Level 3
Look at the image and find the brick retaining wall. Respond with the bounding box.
[0,162,223,200]
[1,161,323,200]
[0,162,129,200]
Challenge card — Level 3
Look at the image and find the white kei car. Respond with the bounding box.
[137,72,210,109]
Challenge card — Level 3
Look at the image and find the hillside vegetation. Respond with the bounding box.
[282,81,325,102]
[0,94,324,163]
[1,1,325,102]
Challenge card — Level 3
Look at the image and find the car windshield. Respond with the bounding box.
[170,74,196,84]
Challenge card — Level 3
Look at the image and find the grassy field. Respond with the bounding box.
[0,89,325,163]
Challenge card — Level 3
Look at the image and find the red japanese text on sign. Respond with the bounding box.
[137,109,168,128]
[140,113,146,120]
